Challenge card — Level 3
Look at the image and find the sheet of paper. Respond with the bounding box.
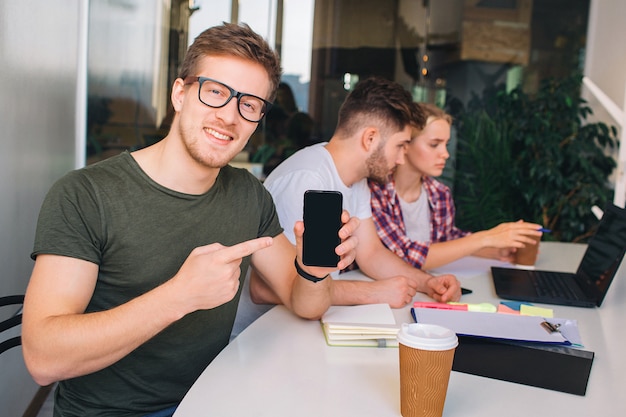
[546,318,583,346]
[412,308,570,344]
[427,256,511,279]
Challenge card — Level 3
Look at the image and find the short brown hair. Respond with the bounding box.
[178,22,282,101]
[335,77,425,137]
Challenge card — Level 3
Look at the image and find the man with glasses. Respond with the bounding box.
[22,22,358,417]
[183,76,273,123]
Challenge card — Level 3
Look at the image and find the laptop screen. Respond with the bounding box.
[576,203,626,303]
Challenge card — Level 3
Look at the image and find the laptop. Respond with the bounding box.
[491,203,626,308]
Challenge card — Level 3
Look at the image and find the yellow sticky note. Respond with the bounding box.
[520,304,553,318]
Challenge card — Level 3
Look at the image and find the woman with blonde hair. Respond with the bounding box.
[369,102,542,270]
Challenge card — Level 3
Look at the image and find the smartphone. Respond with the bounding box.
[302,190,343,267]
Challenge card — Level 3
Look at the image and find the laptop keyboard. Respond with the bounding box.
[530,271,584,300]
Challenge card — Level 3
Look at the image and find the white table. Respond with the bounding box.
[174,242,626,417]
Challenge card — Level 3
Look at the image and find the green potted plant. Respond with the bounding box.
[451,72,617,242]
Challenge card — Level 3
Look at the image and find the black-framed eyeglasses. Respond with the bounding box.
[183,76,272,123]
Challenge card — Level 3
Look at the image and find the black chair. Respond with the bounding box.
[0,295,24,354]
[2,294,55,417]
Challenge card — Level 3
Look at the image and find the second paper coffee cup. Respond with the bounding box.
[515,234,541,267]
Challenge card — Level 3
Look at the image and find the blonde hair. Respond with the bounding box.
[411,103,452,137]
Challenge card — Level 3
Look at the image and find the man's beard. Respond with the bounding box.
[366,143,391,184]
[180,123,241,169]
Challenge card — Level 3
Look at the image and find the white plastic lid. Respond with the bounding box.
[397,323,458,351]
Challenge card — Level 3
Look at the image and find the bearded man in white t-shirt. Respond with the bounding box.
[250,76,461,310]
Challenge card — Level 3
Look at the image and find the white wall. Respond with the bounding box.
[0,0,86,414]
[583,0,626,207]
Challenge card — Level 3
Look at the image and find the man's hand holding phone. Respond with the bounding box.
[293,190,359,280]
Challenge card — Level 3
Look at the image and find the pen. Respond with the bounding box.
[537,227,551,233]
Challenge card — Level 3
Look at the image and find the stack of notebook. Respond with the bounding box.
[320,304,399,347]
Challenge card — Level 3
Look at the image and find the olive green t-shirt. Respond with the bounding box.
[31,151,283,416]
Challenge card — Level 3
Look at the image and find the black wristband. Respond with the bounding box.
[294,258,328,283]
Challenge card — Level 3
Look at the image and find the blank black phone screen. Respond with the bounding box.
[302,190,343,267]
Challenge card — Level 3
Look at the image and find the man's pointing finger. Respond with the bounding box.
[222,236,274,262]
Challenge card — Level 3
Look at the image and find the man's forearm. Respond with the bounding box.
[358,247,431,290]
[328,279,383,305]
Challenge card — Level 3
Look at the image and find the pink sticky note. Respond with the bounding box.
[497,304,520,315]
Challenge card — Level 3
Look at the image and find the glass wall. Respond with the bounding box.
[86,0,175,164]
[86,0,591,169]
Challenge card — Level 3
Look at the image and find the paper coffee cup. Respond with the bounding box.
[397,323,458,417]
[515,234,541,268]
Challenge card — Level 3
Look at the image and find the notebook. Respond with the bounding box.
[320,304,399,347]
[491,203,626,308]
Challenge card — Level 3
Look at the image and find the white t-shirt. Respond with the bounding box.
[264,142,372,243]
[398,184,431,243]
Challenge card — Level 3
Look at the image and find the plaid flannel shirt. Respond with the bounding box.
[369,176,470,269]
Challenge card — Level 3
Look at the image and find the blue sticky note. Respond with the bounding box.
[500,301,533,311]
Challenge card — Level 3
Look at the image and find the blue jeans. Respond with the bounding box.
[143,405,178,417]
